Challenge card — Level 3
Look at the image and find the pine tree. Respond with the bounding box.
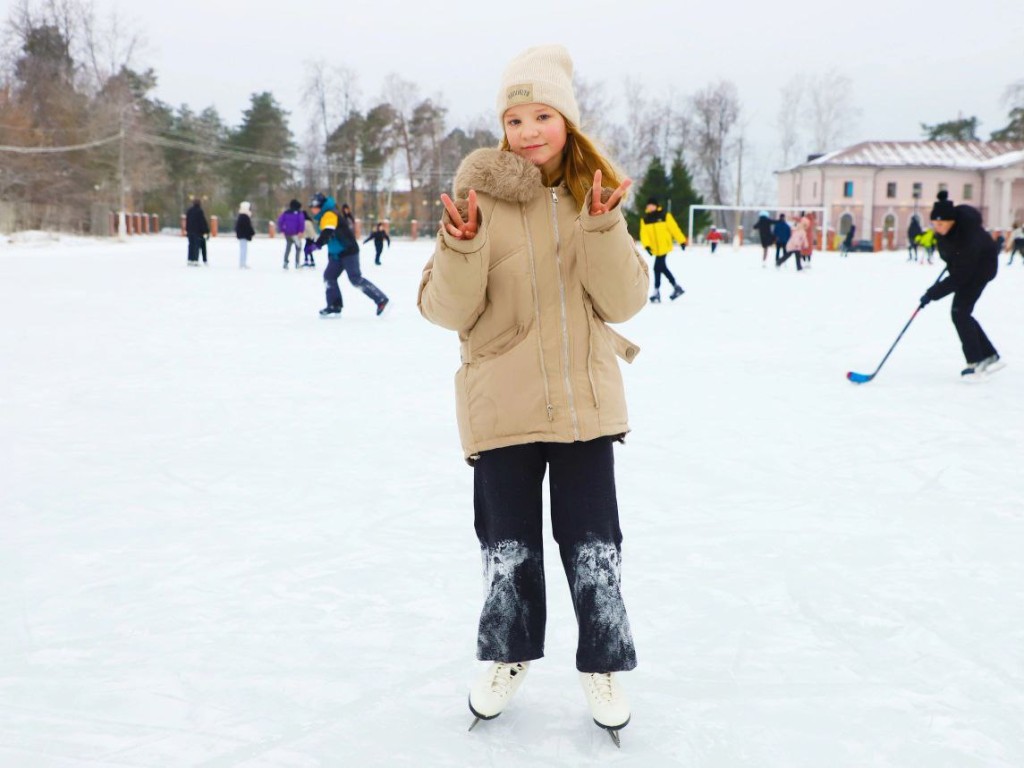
[668,154,709,240]
[627,156,670,236]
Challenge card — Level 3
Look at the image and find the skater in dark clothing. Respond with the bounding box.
[907,216,923,261]
[234,201,255,269]
[772,214,791,264]
[306,193,389,317]
[301,209,317,267]
[752,211,776,265]
[363,222,391,265]
[185,199,209,266]
[418,44,642,742]
[1006,222,1024,265]
[638,198,685,302]
[918,191,1003,379]
[840,224,856,257]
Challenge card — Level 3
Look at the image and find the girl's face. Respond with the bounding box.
[503,102,567,180]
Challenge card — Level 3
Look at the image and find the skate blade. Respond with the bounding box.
[594,716,629,748]
[467,697,500,732]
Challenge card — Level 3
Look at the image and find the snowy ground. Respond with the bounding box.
[1,232,1023,768]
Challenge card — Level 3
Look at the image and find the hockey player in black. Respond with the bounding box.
[918,191,1003,379]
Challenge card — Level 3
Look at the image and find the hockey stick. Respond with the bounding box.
[846,268,947,384]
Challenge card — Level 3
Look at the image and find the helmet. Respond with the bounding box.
[309,192,326,209]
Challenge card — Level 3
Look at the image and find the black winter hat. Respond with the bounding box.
[930,190,956,221]
[646,197,659,207]
[289,199,301,211]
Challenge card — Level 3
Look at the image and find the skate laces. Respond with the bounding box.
[589,672,616,702]
[489,663,523,697]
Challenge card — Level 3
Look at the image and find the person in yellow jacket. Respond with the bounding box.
[638,198,685,302]
[915,228,937,264]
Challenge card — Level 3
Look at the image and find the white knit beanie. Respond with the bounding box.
[496,44,580,128]
[239,201,251,215]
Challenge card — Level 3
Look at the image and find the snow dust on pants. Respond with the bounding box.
[322,253,387,309]
[951,272,998,364]
[472,437,638,673]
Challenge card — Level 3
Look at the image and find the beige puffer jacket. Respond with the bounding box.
[418,148,649,461]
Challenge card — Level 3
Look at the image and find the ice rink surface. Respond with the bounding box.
[2,232,1023,767]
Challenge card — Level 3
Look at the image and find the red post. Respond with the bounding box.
[210,215,219,237]
[354,217,363,239]
[410,219,419,240]
[873,229,883,252]
[109,212,117,236]
[142,213,150,234]
[268,220,276,238]
[180,214,186,236]
[152,214,160,233]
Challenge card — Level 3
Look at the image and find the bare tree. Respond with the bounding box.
[690,80,740,207]
[382,73,420,227]
[776,74,805,168]
[302,59,359,192]
[574,74,615,145]
[77,2,143,93]
[803,69,858,154]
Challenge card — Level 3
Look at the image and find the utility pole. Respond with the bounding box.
[118,107,126,240]
[734,136,743,244]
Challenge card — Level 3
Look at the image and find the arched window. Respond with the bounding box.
[839,212,854,235]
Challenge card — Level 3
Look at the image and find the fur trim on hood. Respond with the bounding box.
[453,148,542,202]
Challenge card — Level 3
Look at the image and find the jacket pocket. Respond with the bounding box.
[468,322,525,362]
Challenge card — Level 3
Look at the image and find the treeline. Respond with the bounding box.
[2,1,1021,236]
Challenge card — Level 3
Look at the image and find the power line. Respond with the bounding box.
[0,134,120,153]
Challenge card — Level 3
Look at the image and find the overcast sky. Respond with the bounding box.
[15,0,1021,197]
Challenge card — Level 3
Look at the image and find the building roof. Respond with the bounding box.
[795,141,1024,170]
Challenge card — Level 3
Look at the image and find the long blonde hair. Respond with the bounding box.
[500,118,625,208]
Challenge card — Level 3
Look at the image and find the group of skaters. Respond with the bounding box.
[182,196,390,317]
[747,211,818,271]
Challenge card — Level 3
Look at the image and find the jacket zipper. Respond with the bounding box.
[521,207,554,421]
[550,187,579,439]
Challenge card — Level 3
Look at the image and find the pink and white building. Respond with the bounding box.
[776,141,1024,248]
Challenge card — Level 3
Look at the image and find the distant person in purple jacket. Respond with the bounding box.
[277,199,306,269]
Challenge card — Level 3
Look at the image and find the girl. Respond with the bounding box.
[234,201,255,269]
[779,217,810,271]
[417,44,647,745]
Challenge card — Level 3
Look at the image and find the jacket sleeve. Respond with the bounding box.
[666,212,687,244]
[577,191,649,324]
[418,212,490,331]
[314,210,337,248]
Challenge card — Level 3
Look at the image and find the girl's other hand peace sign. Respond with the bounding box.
[441,189,479,240]
[589,170,632,216]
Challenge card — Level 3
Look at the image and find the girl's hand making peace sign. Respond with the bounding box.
[440,189,479,240]
[589,170,632,216]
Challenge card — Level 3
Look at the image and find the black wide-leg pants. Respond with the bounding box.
[472,437,637,673]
